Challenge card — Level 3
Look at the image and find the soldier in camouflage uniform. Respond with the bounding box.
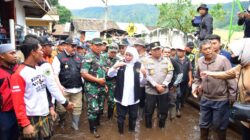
[103,43,120,120]
[81,38,106,138]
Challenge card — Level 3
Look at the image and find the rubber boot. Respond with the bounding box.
[108,107,114,120]
[118,122,124,134]
[145,117,152,128]
[89,119,100,138]
[129,119,136,132]
[159,114,167,128]
[137,107,143,121]
[169,108,175,121]
[159,119,166,128]
[200,128,209,140]
[215,130,226,140]
[72,115,80,131]
[58,112,66,128]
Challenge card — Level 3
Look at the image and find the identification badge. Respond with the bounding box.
[65,64,69,69]
[149,69,154,75]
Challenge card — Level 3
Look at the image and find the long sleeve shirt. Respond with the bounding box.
[10,64,49,127]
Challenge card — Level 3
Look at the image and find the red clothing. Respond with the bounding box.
[11,64,49,127]
[0,64,18,112]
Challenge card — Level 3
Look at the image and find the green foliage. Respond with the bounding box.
[50,0,59,6]
[71,2,249,29]
[71,4,159,26]
[156,0,196,33]
[57,5,72,24]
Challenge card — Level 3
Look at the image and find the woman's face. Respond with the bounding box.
[125,52,133,62]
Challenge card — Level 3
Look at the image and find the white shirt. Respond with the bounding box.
[40,62,66,104]
[108,63,144,106]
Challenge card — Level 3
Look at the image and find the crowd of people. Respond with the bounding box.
[0,3,250,140]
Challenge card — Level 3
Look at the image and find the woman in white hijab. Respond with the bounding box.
[201,38,250,140]
[108,47,146,134]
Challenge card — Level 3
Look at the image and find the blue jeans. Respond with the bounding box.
[199,98,230,130]
[0,110,19,140]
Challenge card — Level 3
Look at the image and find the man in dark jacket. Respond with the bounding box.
[192,4,213,41]
[237,6,250,38]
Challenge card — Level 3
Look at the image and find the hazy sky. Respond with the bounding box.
[59,0,248,9]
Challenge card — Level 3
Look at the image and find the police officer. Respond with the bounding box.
[103,43,120,120]
[144,42,174,128]
[52,37,83,130]
[81,38,106,138]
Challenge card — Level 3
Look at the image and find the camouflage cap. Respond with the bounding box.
[108,43,119,52]
[92,38,103,45]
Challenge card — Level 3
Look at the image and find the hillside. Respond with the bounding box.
[71,4,159,26]
[71,2,249,28]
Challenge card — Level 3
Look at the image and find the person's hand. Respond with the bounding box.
[188,80,193,88]
[97,78,106,86]
[229,98,235,107]
[50,107,58,121]
[113,62,126,69]
[140,67,147,78]
[65,102,74,111]
[200,71,209,78]
[23,124,36,139]
[237,12,245,19]
[155,84,165,94]
[105,85,109,93]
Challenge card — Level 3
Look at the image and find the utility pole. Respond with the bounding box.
[102,0,108,39]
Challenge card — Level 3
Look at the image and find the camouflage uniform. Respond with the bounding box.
[81,51,106,120]
[102,53,119,115]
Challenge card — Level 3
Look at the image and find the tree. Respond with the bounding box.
[57,5,72,24]
[50,0,59,6]
[157,0,196,33]
[157,0,226,33]
[210,3,226,28]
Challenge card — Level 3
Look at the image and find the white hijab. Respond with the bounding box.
[125,47,139,64]
[229,38,250,66]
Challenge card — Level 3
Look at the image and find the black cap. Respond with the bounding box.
[64,37,77,45]
[186,42,195,49]
[197,4,209,12]
[149,41,161,50]
[38,36,53,46]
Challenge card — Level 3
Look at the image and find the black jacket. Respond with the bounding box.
[114,62,141,103]
[238,18,250,38]
[192,13,213,41]
[57,51,83,89]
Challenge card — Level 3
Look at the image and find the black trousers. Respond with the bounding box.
[145,93,169,120]
[116,103,138,125]
[242,124,250,140]
[139,87,146,108]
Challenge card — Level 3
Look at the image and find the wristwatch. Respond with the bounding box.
[62,100,69,108]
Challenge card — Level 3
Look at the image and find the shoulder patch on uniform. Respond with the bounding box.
[44,69,51,76]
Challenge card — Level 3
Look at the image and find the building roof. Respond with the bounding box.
[71,18,119,32]
[53,24,70,36]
